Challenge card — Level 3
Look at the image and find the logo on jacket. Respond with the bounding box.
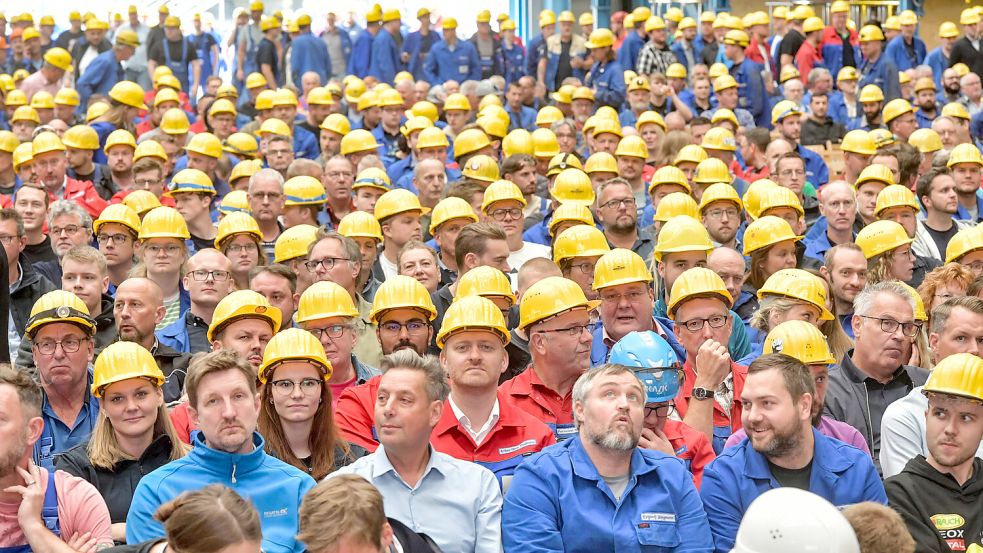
[263,508,289,518]
[932,514,966,531]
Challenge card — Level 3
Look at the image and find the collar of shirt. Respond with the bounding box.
[10,262,23,294]
[841,348,910,386]
[448,394,500,446]
[602,318,665,349]
[373,444,446,488]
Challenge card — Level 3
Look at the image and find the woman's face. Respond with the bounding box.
[930,283,968,311]
[761,241,797,278]
[141,238,185,276]
[225,234,261,275]
[399,248,441,293]
[639,124,662,152]
[888,245,915,282]
[769,301,822,330]
[268,362,324,424]
[103,378,163,440]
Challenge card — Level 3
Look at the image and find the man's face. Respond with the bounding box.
[505,164,537,197]
[862,101,882,123]
[819,186,856,233]
[925,393,983,472]
[810,96,828,119]
[852,292,915,368]
[617,155,645,181]
[187,152,218,175]
[0,384,35,477]
[61,259,108,313]
[951,163,983,196]
[0,219,26,266]
[399,248,440,293]
[943,70,961,94]
[598,282,655,341]
[433,219,467,261]
[824,249,868,308]
[702,201,741,245]
[593,132,620,155]
[930,306,983,360]
[33,323,93,392]
[173,192,212,224]
[441,330,507,390]
[300,315,357,369]
[32,151,67,189]
[783,81,804,103]
[381,106,402,130]
[320,130,343,158]
[963,76,982,100]
[114,281,165,345]
[672,297,733,358]
[657,251,707,298]
[741,367,810,459]
[468,238,511,273]
[50,213,90,257]
[444,109,468,131]
[353,187,385,213]
[248,177,285,223]
[374,367,442,451]
[717,87,738,109]
[483,200,523,240]
[214,318,275,369]
[779,115,801,142]
[529,307,593,373]
[382,213,422,249]
[106,146,133,173]
[250,272,297,328]
[890,111,917,141]
[506,86,523,108]
[189,368,260,454]
[925,174,960,215]
[693,79,710,100]
[575,371,645,451]
[776,159,806,195]
[916,89,937,111]
[377,308,433,355]
[265,140,295,172]
[322,159,354,201]
[414,164,446,206]
[707,253,745,307]
[879,206,917,238]
[596,183,637,232]
[843,151,870,179]
[856,182,886,222]
[184,251,235,307]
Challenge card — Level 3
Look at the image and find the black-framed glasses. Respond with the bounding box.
[860,315,921,337]
[534,321,598,337]
[305,257,350,272]
[307,324,351,340]
[34,337,88,355]
[97,233,131,245]
[186,269,232,281]
[705,208,739,220]
[490,207,522,221]
[226,243,259,255]
[379,321,429,335]
[601,198,637,210]
[644,404,676,418]
[568,262,596,274]
[0,235,20,245]
[51,224,83,236]
[269,378,322,395]
[677,314,729,333]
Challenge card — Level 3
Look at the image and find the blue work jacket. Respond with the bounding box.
[348,29,374,78]
[730,58,767,127]
[925,47,949,90]
[797,143,830,187]
[424,39,482,84]
[76,49,124,110]
[859,52,901,102]
[402,30,440,80]
[290,32,331,86]
[617,30,646,71]
[587,58,626,109]
[884,35,927,72]
[369,28,403,84]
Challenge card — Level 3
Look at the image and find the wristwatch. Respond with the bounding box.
[692,387,715,401]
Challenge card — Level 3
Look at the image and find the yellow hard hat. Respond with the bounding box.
[122,190,162,216]
[713,74,738,92]
[637,110,667,131]
[699,182,743,212]
[139,206,191,240]
[340,129,380,156]
[461,154,501,184]
[108,81,148,110]
[837,66,859,82]
[402,115,434,138]
[579,12,595,26]
[0,131,18,154]
[874,185,920,216]
[711,108,739,129]
[219,189,252,215]
[896,281,928,321]
[258,328,332,383]
[296,280,360,324]
[224,133,260,159]
[942,102,971,121]
[454,267,516,310]
[840,130,877,155]
[960,8,982,26]
[897,10,917,26]
[25,290,96,338]
[627,75,651,92]
[133,140,168,164]
[153,88,180,108]
[742,215,802,255]
[757,269,834,320]
[215,212,262,249]
[438,295,510,348]
[370,275,437,323]
[858,24,885,42]
[905,128,943,156]
[208,289,282,341]
[166,168,216,197]
[217,84,240,100]
[91,342,165,397]
[481,179,526,213]
[650,165,692,193]
[585,28,614,49]
[644,15,666,32]
[374,189,424,222]
[771,100,803,125]
[444,92,472,112]
[946,226,983,263]
[701,126,737,151]
[694,158,731,185]
[334,211,382,243]
[258,118,292,138]
[763,320,836,366]
[353,167,391,192]
[653,215,712,261]
[451,128,490,160]
[31,131,64,157]
[536,105,565,128]
[62,125,99,150]
[653,193,700,224]
[923,353,983,402]
[674,144,709,166]
[42,47,72,72]
[11,106,40,125]
[209,98,237,117]
[546,153,583,177]
[185,132,223,158]
[314,114,349,138]
[274,224,320,263]
[549,204,595,236]
[948,143,983,168]
[502,129,534,157]
[94,203,141,236]
[802,17,824,34]
[855,220,913,259]
[593,248,652,289]
[666,267,732,319]
[3,90,26,108]
[551,84,575,104]
[759,187,805,218]
[428,197,478,235]
[551,168,595,207]
[723,29,749,46]
[476,115,507,140]
[54,88,81,107]
[856,164,897,188]
[407,100,440,123]
[553,225,610,264]
[572,86,595,102]
[615,135,648,159]
[913,77,936,93]
[666,63,687,80]
[859,84,885,104]
[584,151,618,174]
[778,65,801,84]
[882,98,915,125]
[520,276,599,330]
[104,129,137,153]
[12,143,33,172]
[591,117,623,140]
[531,128,561,158]
[284,176,327,206]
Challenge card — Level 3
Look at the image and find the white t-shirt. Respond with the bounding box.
[507,242,551,275]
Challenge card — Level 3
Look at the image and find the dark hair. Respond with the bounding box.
[501,154,536,176]
[249,264,298,294]
[155,485,262,553]
[809,91,828,100]
[916,167,951,205]
[744,127,770,150]
[454,222,508,270]
[747,353,816,401]
[0,364,42,418]
[0,208,25,236]
[689,116,711,127]
[968,275,983,297]
[894,143,921,186]
[775,151,805,172]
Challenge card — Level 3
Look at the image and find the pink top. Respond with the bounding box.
[0,468,113,549]
[723,415,871,455]
[328,375,359,408]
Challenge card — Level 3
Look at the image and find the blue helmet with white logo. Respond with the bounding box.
[609,331,683,404]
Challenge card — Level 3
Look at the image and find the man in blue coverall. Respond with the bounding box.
[884,10,926,72]
[76,31,139,109]
[423,19,481,85]
[584,29,625,109]
[289,14,331,89]
[858,24,901,103]
[348,8,381,78]
[700,353,887,553]
[369,9,403,85]
[503,364,714,553]
[722,29,766,128]
[402,9,440,81]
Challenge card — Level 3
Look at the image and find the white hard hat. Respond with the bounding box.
[730,489,861,553]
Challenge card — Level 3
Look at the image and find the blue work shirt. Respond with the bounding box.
[859,52,901,103]
[797,143,830,187]
[506,104,537,131]
[292,125,320,160]
[884,35,927,72]
[395,165,462,193]
[369,28,403,84]
[590,317,687,367]
[290,31,331,86]
[586,58,626,109]
[617,30,646,71]
[76,49,124,110]
[348,29,375,78]
[424,39,481,84]
[34,372,101,470]
[402,30,439,81]
[525,33,546,76]
[671,40,697,70]
[370,124,402,167]
[503,434,714,553]
[925,46,950,90]
[701,428,887,553]
[498,42,527,87]
[731,58,767,128]
[828,93,862,130]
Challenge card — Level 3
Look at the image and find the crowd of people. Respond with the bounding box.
[0,1,982,552]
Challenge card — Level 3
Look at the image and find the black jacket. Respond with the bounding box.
[0,252,8,363]
[154,342,191,404]
[55,435,178,523]
[886,455,983,553]
[9,262,57,337]
[950,37,983,83]
[801,116,846,146]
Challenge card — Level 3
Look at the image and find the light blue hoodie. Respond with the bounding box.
[126,432,316,553]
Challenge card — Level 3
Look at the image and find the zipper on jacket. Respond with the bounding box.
[232,463,238,484]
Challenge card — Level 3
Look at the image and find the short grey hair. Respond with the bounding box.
[47,199,92,232]
[806,67,831,88]
[596,178,633,206]
[853,280,916,318]
[248,168,285,193]
[379,350,449,403]
[572,364,644,429]
[550,118,576,135]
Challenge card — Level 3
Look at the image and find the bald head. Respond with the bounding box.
[186,248,234,273]
[517,258,562,300]
[114,277,167,348]
[665,111,686,132]
[116,277,164,306]
[707,247,746,308]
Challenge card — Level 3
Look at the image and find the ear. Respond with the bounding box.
[463,252,478,271]
[86,339,95,363]
[655,261,666,280]
[101,275,110,294]
[26,416,44,446]
[819,265,830,280]
[154,305,167,325]
[380,521,395,550]
[429,399,443,427]
[499,348,509,375]
[188,404,200,428]
[928,332,940,359]
[211,340,223,352]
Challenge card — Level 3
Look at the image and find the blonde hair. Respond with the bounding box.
[88,383,188,470]
[748,296,799,333]
[807,268,854,362]
[842,502,915,553]
[298,474,386,552]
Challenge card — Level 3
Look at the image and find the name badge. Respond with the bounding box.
[641,513,677,523]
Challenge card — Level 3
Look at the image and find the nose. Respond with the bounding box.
[220,397,236,418]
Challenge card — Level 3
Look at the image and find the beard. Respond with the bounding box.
[0,429,27,477]
[585,419,639,451]
[944,83,960,95]
[749,424,803,459]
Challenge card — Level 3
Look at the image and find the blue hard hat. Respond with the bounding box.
[609,331,683,403]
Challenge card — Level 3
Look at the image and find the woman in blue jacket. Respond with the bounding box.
[584,29,625,109]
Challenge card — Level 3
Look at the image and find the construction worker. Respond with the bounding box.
[858,25,901,103]
[424,18,481,84]
[76,30,140,110]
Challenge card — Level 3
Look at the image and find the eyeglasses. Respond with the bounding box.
[269,378,322,396]
[534,322,598,337]
[569,262,596,274]
[96,233,131,245]
[186,269,232,281]
[51,224,83,236]
[677,314,729,333]
[934,293,957,302]
[965,261,983,273]
[600,289,648,304]
[379,321,429,335]
[490,207,522,221]
[644,404,675,418]
[145,244,182,255]
[251,191,283,200]
[34,336,88,355]
[226,243,258,255]
[860,315,921,337]
[307,324,351,339]
[0,234,20,245]
[305,257,350,272]
[134,178,161,188]
[601,198,636,210]
[705,208,739,220]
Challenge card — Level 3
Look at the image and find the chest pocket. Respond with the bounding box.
[636,522,681,551]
